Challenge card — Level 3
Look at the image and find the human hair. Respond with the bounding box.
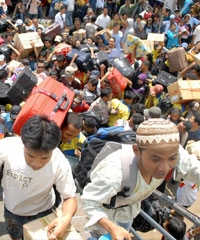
[124,90,134,100]
[113,22,120,28]
[100,87,112,98]
[133,103,146,115]
[57,54,65,62]
[37,60,45,66]
[165,216,186,240]
[49,70,58,76]
[74,18,81,23]
[84,118,97,129]
[142,60,150,67]
[21,115,61,152]
[0,68,8,80]
[97,26,104,32]
[183,121,192,132]
[44,36,52,43]
[88,77,98,87]
[170,23,176,28]
[131,113,144,131]
[21,58,29,66]
[192,112,200,126]
[60,5,67,10]
[169,108,181,116]
[62,112,83,129]
[185,72,198,80]
[109,37,115,42]
[91,15,96,22]
[29,51,36,59]
[39,50,47,58]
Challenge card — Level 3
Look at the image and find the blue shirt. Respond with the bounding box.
[167,30,179,49]
[181,0,193,15]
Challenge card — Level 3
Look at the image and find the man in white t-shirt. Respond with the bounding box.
[193,25,200,45]
[55,5,67,29]
[95,7,111,29]
[0,115,77,240]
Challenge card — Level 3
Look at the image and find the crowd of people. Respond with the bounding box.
[1,0,200,240]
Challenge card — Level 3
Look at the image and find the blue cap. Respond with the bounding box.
[181,42,188,49]
[98,234,112,240]
[90,70,100,76]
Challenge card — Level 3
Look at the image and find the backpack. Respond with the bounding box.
[74,127,137,207]
[157,94,173,115]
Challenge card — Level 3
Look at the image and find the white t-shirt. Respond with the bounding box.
[193,25,200,45]
[55,12,66,29]
[0,137,76,216]
[95,14,111,29]
[67,0,75,11]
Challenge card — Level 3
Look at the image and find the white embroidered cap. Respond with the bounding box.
[136,118,180,147]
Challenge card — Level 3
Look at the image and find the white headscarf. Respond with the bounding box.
[0,0,7,12]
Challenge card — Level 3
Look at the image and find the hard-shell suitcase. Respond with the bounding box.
[167,47,188,72]
[7,67,37,105]
[13,77,75,135]
[154,71,178,90]
[66,49,94,73]
[111,58,135,80]
[96,51,110,68]
[0,82,10,105]
[107,67,127,95]
[41,23,61,40]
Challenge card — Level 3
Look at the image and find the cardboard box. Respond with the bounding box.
[73,29,86,44]
[192,53,200,66]
[147,33,165,42]
[7,60,23,72]
[23,211,82,240]
[14,32,44,58]
[168,80,200,104]
[142,40,154,52]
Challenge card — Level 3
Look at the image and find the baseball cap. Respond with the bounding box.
[87,8,93,13]
[54,35,62,42]
[0,54,5,61]
[181,42,188,49]
[65,66,76,76]
[15,19,23,27]
[10,105,21,120]
[90,70,100,77]
[144,106,162,119]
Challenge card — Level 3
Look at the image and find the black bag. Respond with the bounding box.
[0,82,10,104]
[157,94,173,114]
[111,58,135,80]
[0,19,7,33]
[7,67,37,104]
[66,49,94,73]
[132,195,170,232]
[0,44,11,62]
[96,51,110,69]
[83,88,97,105]
[154,71,178,90]
[74,126,136,189]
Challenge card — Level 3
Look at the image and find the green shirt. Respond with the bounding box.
[118,2,139,17]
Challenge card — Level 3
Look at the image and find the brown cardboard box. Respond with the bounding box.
[192,53,200,66]
[142,40,154,52]
[147,33,165,42]
[73,29,86,44]
[23,211,82,240]
[167,80,200,104]
[7,60,23,73]
[14,32,44,58]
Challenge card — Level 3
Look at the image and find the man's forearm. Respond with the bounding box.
[62,197,77,219]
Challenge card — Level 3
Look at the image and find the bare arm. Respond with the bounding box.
[180,61,196,77]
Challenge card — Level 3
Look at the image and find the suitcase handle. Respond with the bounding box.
[54,93,69,112]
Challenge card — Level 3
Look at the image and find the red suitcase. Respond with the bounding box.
[0,37,4,45]
[13,77,75,135]
[41,23,61,40]
[107,67,127,95]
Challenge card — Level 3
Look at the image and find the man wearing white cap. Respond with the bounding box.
[62,65,81,90]
[163,14,177,34]
[81,118,200,240]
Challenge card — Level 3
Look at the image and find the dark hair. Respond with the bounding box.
[131,113,144,130]
[142,60,150,67]
[88,77,98,87]
[0,69,8,80]
[170,23,176,27]
[84,118,97,129]
[62,112,83,129]
[185,72,198,80]
[183,121,192,131]
[57,54,65,62]
[21,115,61,152]
[44,36,52,43]
[60,5,67,10]
[49,70,58,76]
[29,51,36,59]
[113,22,120,27]
[192,112,200,126]
[37,60,45,66]
[133,103,146,115]
[97,26,104,32]
[39,50,47,57]
[98,43,106,48]
[169,107,181,116]
[91,15,96,22]
[124,90,134,100]
[74,18,81,23]
[100,87,112,98]
[165,216,186,240]
[21,58,29,66]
